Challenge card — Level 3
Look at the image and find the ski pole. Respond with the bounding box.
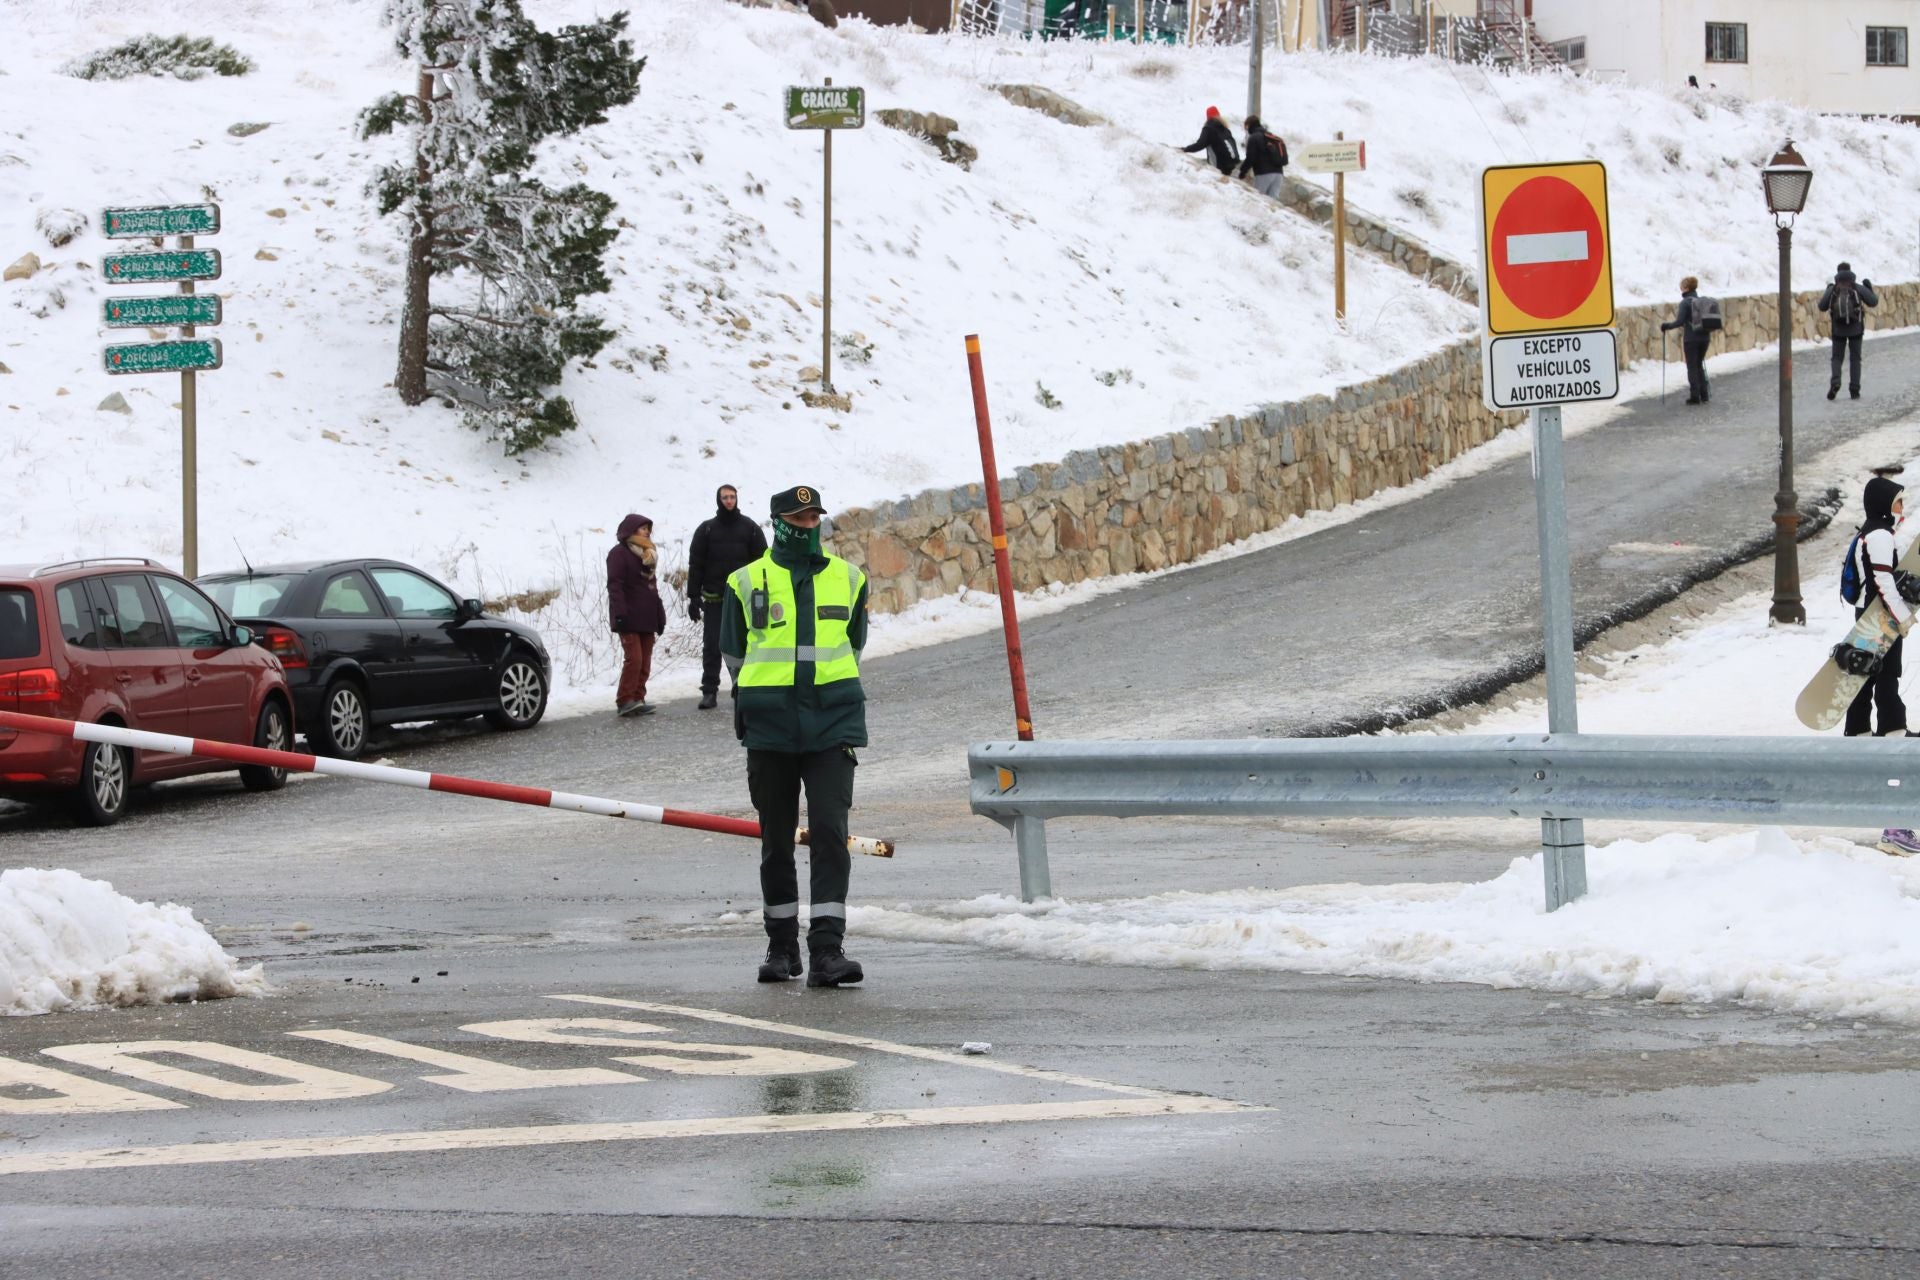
[0,710,895,857]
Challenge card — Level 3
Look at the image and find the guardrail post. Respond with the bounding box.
[1540,816,1588,911]
[997,815,1051,901]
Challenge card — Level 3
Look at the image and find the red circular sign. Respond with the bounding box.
[1491,176,1604,321]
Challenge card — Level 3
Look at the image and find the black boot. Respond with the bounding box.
[807,945,864,987]
[757,938,802,983]
[698,691,718,710]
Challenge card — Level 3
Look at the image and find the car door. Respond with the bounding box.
[152,574,255,746]
[310,569,406,708]
[90,574,193,779]
[366,565,476,706]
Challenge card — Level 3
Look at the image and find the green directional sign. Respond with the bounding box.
[103,249,222,285]
[102,203,222,238]
[103,339,223,376]
[102,294,223,329]
[786,85,865,130]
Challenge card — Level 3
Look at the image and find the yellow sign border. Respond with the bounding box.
[1479,161,1614,335]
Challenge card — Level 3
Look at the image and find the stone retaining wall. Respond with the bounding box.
[1275,175,1478,301]
[832,284,1918,615]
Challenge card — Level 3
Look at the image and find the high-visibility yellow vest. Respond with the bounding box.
[729,553,864,688]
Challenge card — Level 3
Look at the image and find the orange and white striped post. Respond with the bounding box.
[963,334,1036,742]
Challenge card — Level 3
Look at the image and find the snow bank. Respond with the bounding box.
[851,829,1920,1024]
[0,868,266,1017]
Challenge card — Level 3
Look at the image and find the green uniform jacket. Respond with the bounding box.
[721,545,870,753]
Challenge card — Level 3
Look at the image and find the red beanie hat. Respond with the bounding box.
[1205,105,1220,119]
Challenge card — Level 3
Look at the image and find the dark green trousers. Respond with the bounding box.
[748,747,855,949]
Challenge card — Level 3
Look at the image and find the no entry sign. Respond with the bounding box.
[1479,161,1613,335]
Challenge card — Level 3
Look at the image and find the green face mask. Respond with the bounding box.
[773,516,822,559]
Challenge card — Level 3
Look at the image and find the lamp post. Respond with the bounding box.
[1763,139,1813,626]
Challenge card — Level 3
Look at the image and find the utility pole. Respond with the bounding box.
[1247,0,1264,121]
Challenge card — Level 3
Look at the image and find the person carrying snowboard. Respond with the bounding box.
[1842,476,1920,854]
[1818,261,1879,401]
[1178,105,1239,176]
[1658,276,1716,405]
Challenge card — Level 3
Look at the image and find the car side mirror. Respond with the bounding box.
[230,624,254,647]
[459,598,483,621]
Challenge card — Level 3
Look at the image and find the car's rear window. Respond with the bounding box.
[0,588,38,659]
[201,574,299,617]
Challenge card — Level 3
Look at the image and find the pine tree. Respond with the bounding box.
[361,0,643,454]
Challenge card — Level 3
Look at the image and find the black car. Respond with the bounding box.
[197,558,550,759]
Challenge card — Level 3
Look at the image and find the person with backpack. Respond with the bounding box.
[1178,105,1239,176]
[1236,115,1289,199]
[1840,476,1920,854]
[1658,276,1720,405]
[1819,261,1879,400]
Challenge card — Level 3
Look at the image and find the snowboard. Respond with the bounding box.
[1795,529,1920,730]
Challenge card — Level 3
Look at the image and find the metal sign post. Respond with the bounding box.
[785,81,865,398]
[1477,161,1618,911]
[102,202,224,577]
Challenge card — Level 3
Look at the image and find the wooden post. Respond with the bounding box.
[1425,0,1434,53]
[1333,130,1347,325]
[1135,0,1142,43]
[1356,1,1366,53]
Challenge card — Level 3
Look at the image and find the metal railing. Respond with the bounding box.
[970,734,1920,906]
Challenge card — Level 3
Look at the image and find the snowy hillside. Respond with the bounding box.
[4,0,1920,696]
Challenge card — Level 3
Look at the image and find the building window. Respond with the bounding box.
[1705,22,1747,64]
[1867,27,1908,67]
[1552,37,1587,68]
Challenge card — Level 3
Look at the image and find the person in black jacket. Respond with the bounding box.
[1236,115,1288,200]
[1818,262,1880,400]
[1658,276,1712,405]
[607,513,666,717]
[1178,105,1239,175]
[686,484,768,710]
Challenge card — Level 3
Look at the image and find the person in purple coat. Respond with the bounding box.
[607,512,666,717]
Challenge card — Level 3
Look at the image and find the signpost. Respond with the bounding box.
[101,249,222,284]
[785,81,864,396]
[103,339,224,375]
[1476,160,1619,911]
[102,203,221,238]
[98,202,224,577]
[103,295,222,328]
[1300,133,1367,323]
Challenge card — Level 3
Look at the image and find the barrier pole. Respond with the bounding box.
[964,334,1036,742]
[0,710,895,857]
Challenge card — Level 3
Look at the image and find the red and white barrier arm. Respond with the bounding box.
[0,710,895,858]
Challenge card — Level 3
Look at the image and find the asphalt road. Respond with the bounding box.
[5,337,1920,1278]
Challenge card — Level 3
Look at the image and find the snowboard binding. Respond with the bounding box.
[1832,643,1884,678]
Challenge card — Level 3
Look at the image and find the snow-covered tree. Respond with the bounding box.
[361,0,643,453]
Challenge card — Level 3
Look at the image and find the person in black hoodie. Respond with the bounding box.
[1236,115,1289,200]
[1178,105,1239,175]
[686,484,768,710]
[1818,262,1880,400]
[1844,475,1915,740]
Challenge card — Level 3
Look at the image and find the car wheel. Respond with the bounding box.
[485,651,548,730]
[73,737,131,827]
[240,700,291,793]
[312,678,369,760]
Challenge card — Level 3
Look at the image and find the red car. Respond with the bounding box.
[0,558,293,825]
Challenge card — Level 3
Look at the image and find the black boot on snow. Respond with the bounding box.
[807,946,864,987]
[757,939,802,983]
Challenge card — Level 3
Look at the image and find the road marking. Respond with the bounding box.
[548,995,1179,1098]
[0,1095,1253,1177]
[0,1056,187,1116]
[41,1041,392,1103]
[1505,230,1588,266]
[464,1018,857,1076]
[287,1029,647,1092]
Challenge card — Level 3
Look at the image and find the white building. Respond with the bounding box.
[1530,0,1920,116]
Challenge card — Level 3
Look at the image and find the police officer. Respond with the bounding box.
[722,485,870,987]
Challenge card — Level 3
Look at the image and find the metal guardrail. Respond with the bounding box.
[969,734,1920,906]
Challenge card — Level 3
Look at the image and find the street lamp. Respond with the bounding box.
[1763,139,1812,626]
